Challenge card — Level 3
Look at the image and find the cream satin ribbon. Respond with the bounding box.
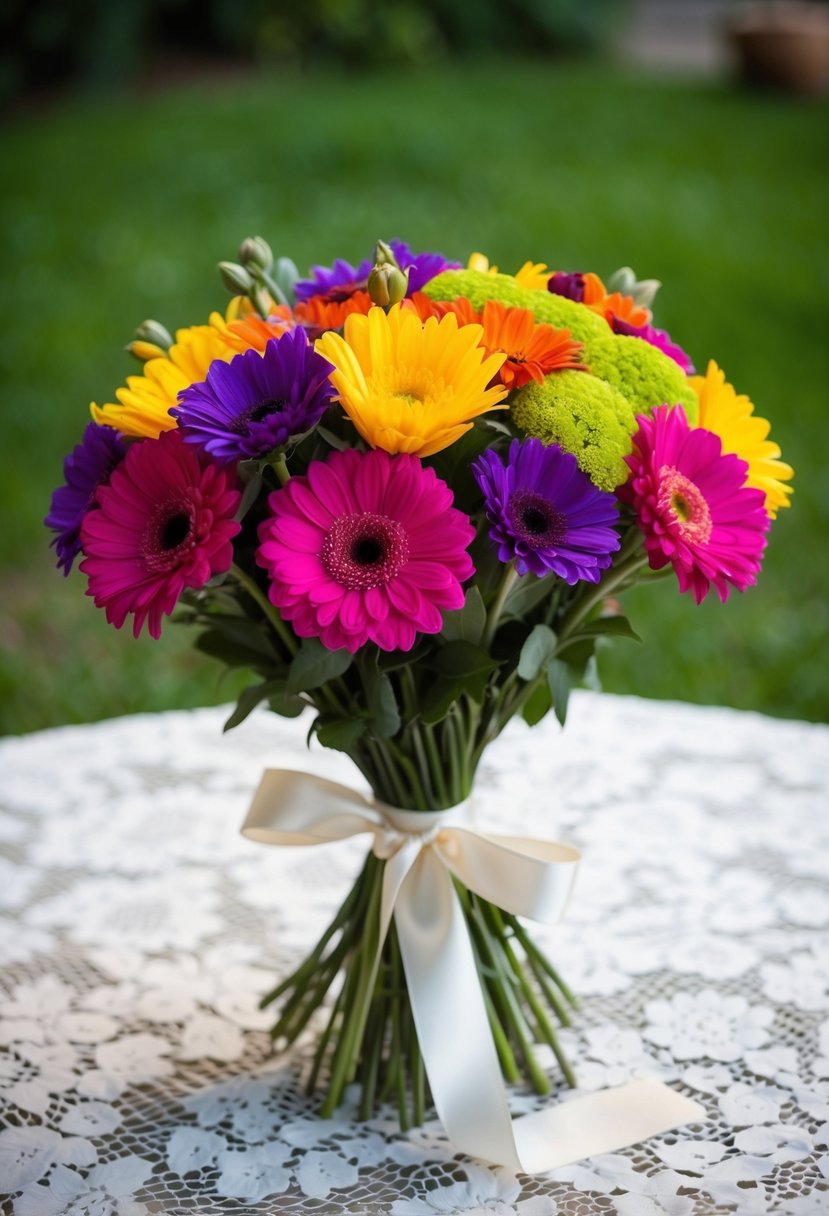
[242,769,704,1171]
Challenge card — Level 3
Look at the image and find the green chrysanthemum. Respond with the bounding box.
[511,370,635,491]
[426,269,698,424]
[425,270,607,345]
[587,333,698,423]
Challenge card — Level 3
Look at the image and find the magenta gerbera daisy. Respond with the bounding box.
[256,448,475,653]
[80,429,241,639]
[619,405,769,604]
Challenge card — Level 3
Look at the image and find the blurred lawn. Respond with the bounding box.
[1,60,827,735]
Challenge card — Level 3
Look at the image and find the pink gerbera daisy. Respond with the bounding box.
[619,405,769,604]
[80,429,241,638]
[256,449,475,652]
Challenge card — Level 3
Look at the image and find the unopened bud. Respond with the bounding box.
[219,261,255,296]
[373,239,401,270]
[606,266,661,308]
[133,319,173,351]
[127,340,167,362]
[238,235,274,272]
[368,263,409,307]
[251,283,277,319]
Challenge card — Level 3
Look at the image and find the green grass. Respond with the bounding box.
[1,60,827,734]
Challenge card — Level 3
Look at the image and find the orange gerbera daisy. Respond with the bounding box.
[293,290,373,333]
[478,300,588,390]
[404,293,482,326]
[218,307,295,353]
[599,291,652,329]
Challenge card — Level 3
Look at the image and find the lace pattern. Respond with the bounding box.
[1,693,828,1214]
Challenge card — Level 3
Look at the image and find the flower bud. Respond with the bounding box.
[238,235,274,272]
[251,284,275,318]
[606,266,661,308]
[368,263,409,307]
[127,340,167,362]
[133,319,173,351]
[373,239,401,270]
[219,261,255,296]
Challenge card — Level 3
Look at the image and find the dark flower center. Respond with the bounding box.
[352,536,383,565]
[325,282,364,303]
[507,490,565,549]
[322,512,409,590]
[143,498,197,571]
[161,512,192,550]
[233,398,286,432]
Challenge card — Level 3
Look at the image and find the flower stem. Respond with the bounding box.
[556,548,648,642]
[271,452,291,485]
[230,563,298,658]
[483,562,519,649]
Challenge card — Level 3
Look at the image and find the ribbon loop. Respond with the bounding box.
[242,768,704,1171]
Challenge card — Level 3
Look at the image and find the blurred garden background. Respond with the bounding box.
[1,0,827,735]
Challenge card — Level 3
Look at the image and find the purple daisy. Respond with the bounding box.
[611,317,695,374]
[294,256,372,303]
[387,239,461,294]
[171,328,337,463]
[45,422,127,574]
[472,438,621,583]
[295,242,461,304]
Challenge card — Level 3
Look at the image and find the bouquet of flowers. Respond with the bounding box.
[46,237,793,1161]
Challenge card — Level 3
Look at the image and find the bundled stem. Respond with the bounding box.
[262,843,578,1125]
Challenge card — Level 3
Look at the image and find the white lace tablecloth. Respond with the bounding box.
[1,693,828,1215]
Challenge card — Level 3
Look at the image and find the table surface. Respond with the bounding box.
[1,693,828,1215]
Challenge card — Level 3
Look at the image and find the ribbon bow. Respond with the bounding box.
[243,769,702,1172]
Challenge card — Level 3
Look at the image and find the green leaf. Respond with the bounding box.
[224,678,300,732]
[441,586,486,645]
[559,615,642,647]
[316,425,350,452]
[360,656,401,738]
[522,680,552,726]
[314,715,367,752]
[421,641,500,724]
[547,659,572,727]
[552,638,596,687]
[430,640,499,680]
[195,628,278,673]
[235,470,263,521]
[287,638,353,694]
[517,623,558,681]
[502,573,555,620]
[206,614,280,659]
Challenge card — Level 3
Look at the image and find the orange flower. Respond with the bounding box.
[404,293,482,325]
[219,308,295,353]
[294,290,373,332]
[577,272,608,307]
[599,291,651,328]
[478,300,588,390]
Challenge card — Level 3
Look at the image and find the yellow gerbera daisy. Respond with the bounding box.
[466,253,550,293]
[513,261,551,291]
[91,309,291,439]
[315,304,508,458]
[689,360,793,517]
[467,251,497,274]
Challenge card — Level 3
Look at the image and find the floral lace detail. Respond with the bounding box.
[1,693,828,1213]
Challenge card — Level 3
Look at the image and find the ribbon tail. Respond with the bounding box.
[394,850,704,1172]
